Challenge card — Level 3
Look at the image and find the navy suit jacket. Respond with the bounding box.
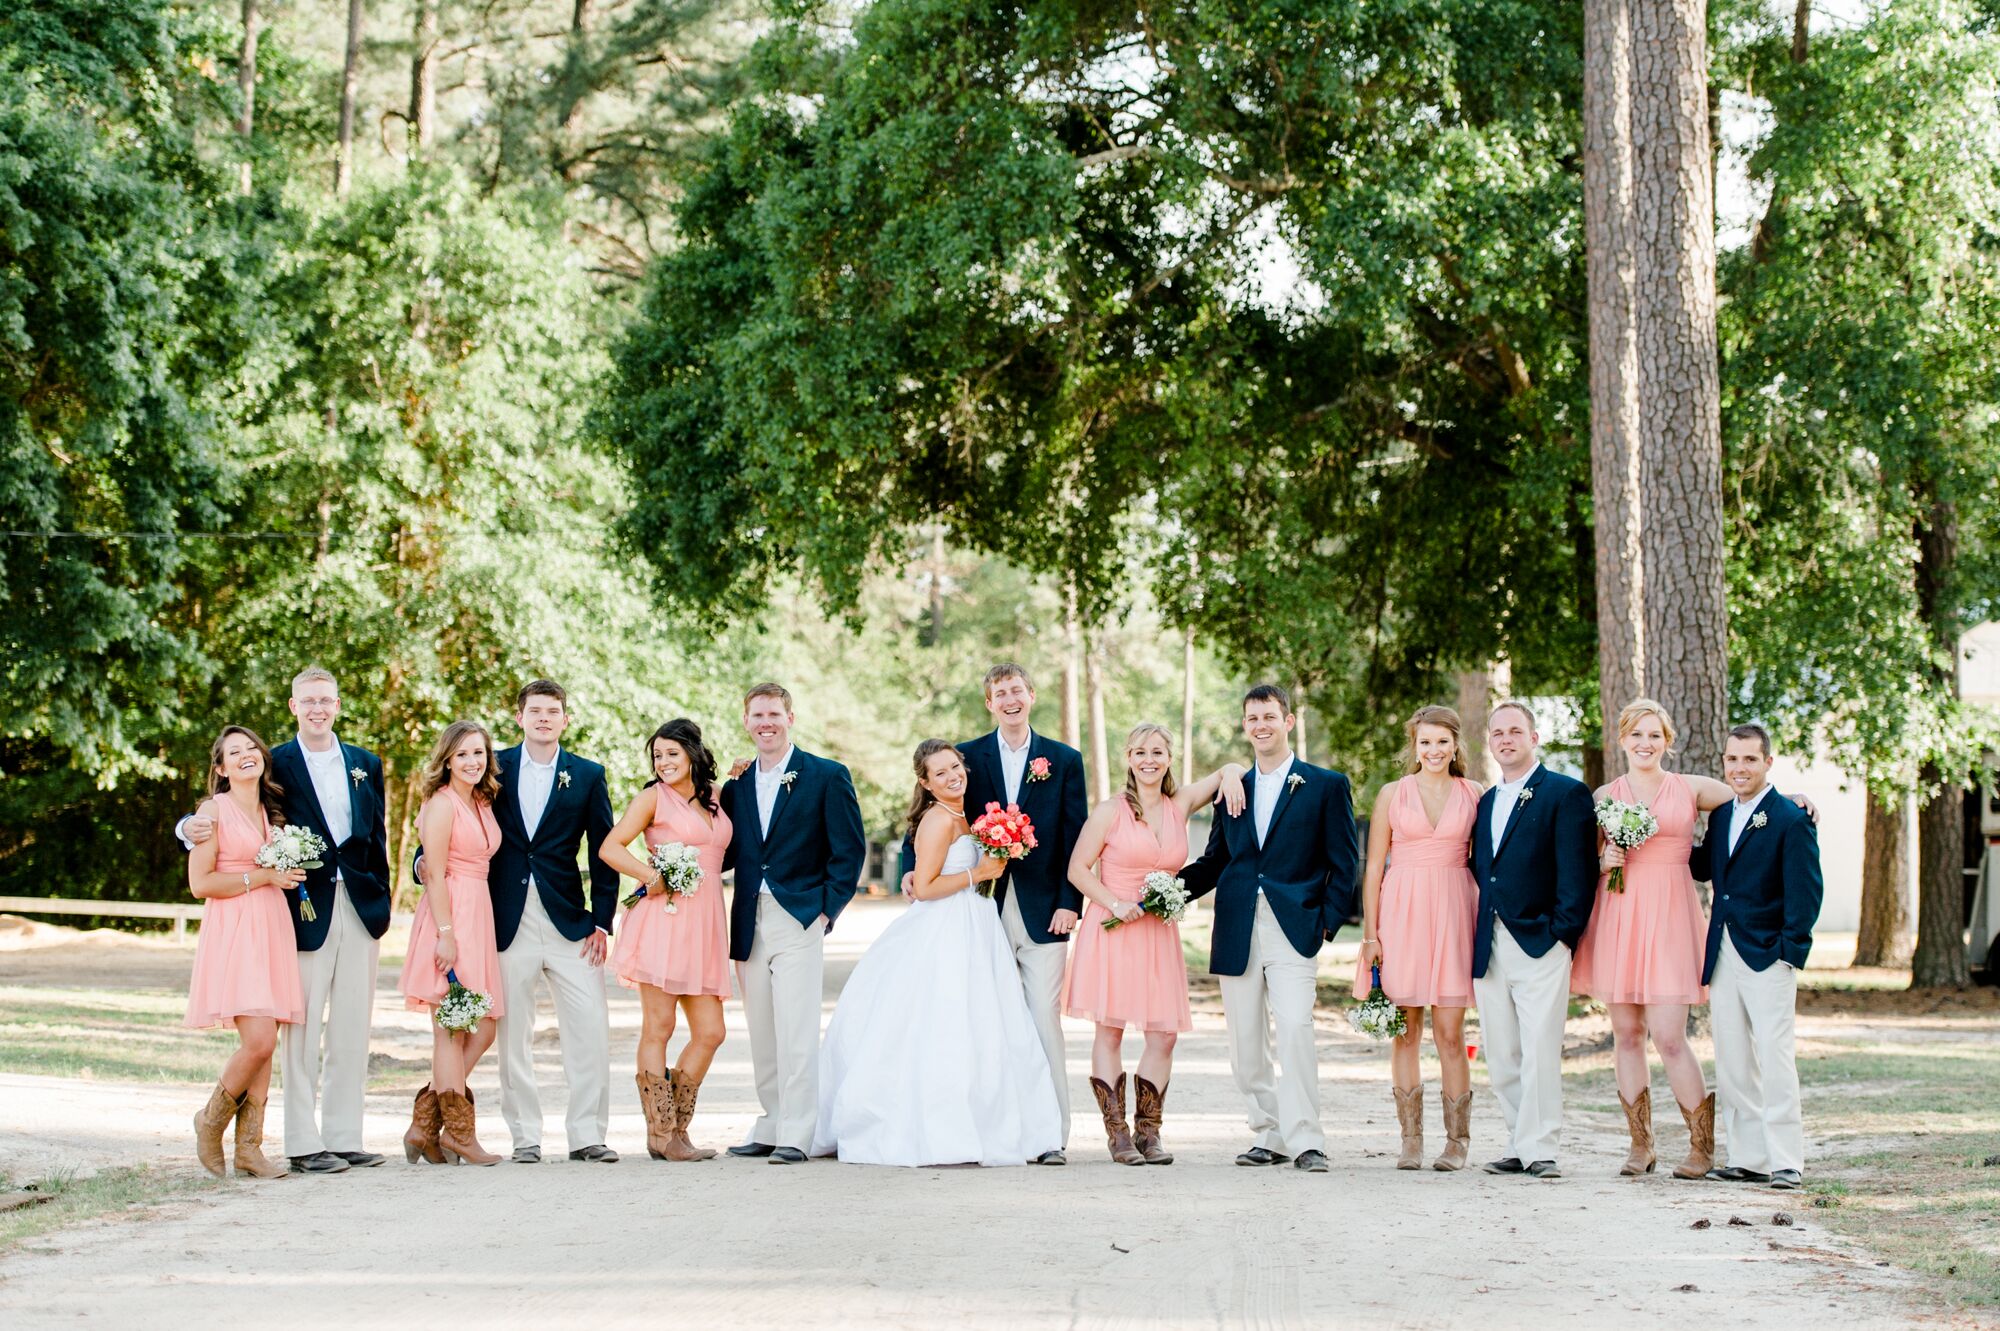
[269,739,392,949]
[1690,789,1823,983]
[487,746,619,950]
[1471,766,1598,978]
[1180,759,1359,977]
[721,747,867,962]
[897,730,1088,945]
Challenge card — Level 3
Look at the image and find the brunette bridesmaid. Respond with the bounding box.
[1356,705,1484,1170]
[185,726,306,1180]
[398,721,506,1166]
[600,719,733,1162]
[1065,724,1244,1165]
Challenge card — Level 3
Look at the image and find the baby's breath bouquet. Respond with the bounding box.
[623,840,703,912]
[1104,870,1190,930]
[1348,965,1408,1041]
[1593,798,1659,894]
[435,969,492,1033]
[256,826,329,921]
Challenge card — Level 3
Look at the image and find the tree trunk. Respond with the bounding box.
[1791,0,1810,64]
[1085,630,1110,804]
[1060,584,1081,750]
[409,0,438,154]
[1294,685,1310,765]
[335,0,367,196]
[236,0,260,195]
[1910,482,1968,988]
[1181,624,1197,784]
[1855,787,1912,968]
[1584,0,1645,782]
[1631,0,1728,782]
[926,526,946,647]
[1456,668,1497,783]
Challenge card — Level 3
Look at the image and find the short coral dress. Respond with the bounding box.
[1570,771,1708,1006]
[1370,775,1481,1008]
[399,790,505,1017]
[612,784,733,998]
[1062,798,1193,1034]
[184,796,304,1030]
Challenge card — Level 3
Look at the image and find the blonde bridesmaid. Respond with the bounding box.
[1356,705,1484,1170]
[185,726,306,1180]
[398,721,506,1166]
[600,720,733,1162]
[1065,724,1244,1165]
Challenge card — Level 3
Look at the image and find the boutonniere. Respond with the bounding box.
[779,771,798,788]
[1027,756,1052,783]
[1286,773,1305,791]
[1749,811,1768,830]
[349,766,367,787]
[1517,787,1535,803]
[557,770,572,789]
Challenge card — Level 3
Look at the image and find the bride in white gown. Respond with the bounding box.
[812,739,1064,1166]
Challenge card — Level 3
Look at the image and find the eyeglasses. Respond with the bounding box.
[297,697,339,709]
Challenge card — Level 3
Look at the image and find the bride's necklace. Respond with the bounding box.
[938,799,966,818]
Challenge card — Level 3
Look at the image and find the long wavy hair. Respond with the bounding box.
[420,721,501,804]
[1403,705,1469,777]
[644,718,719,813]
[905,738,961,838]
[206,726,287,826]
[1121,723,1177,824]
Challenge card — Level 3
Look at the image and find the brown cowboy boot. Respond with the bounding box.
[437,1088,500,1166]
[1394,1086,1425,1170]
[636,1071,675,1160]
[668,1070,718,1161]
[403,1085,445,1165]
[1673,1092,1715,1180]
[1090,1074,1144,1165]
[1131,1076,1173,1165]
[231,1095,288,1180]
[193,1082,240,1178]
[1619,1088,1657,1176]
[1433,1091,1472,1171]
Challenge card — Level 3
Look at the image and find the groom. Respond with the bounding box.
[1182,684,1358,1174]
[721,683,866,1164]
[898,662,1088,1164]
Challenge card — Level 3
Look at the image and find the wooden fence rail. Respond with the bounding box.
[0,896,203,942]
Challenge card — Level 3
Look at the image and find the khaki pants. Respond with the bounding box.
[1218,897,1324,1155]
[737,894,825,1153]
[1710,928,1804,1175]
[280,883,378,1156]
[1001,889,1071,1146]
[1473,922,1570,1165]
[498,889,611,1153]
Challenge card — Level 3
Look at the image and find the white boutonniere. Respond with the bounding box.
[1749,811,1768,830]
[1517,786,1535,803]
[779,771,798,788]
[1286,773,1304,791]
[557,770,572,789]
[350,766,367,787]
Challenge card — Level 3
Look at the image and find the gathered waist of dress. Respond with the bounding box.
[1625,835,1694,864]
[1388,842,1474,871]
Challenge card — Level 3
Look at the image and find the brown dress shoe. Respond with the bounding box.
[231,1095,288,1180]
[193,1082,241,1178]
[1090,1074,1144,1165]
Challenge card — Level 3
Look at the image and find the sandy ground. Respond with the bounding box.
[0,903,1931,1329]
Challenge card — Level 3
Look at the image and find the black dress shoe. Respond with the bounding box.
[334,1151,385,1169]
[1526,1160,1563,1179]
[728,1141,776,1158]
[1235,1146,1292,1167]
[1293,1150,1329,1173]
[1481,1157,1525,1175]
[1768,1169,1802,1190]
[1705,1165,1771,1183]
[512,1146,542,1164]
[288,1151,350,1174]
[768,1147,807,1164]
[568,1144,620,1163]
[1033,1149,1067,1166]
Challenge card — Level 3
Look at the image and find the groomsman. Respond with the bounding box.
[1471,701,1597,1180]
[423,680,621,1163]
[1182,684,1358,1174]
[178,666,393,1174]
[721,684,866,1164]
[1691,724,1823,1190]
[898,663,1088,1163]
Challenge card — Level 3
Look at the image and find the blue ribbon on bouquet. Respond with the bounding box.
[1370,963,1383,992]
[445,968,462,987]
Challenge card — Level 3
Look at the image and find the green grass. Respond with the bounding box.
[0,987,236,1083]
[0,1166,218,1253]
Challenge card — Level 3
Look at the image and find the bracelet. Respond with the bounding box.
[437,924,454,934]
[241,872,251,889]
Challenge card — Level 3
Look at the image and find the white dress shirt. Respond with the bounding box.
[997,732,1032,805]
[753,746,796,894]
[298,736,354,883]
[1489,763,1542,849]
[518,747,560,841]
[1253,751,1295,847]
[1727,784,1772,856]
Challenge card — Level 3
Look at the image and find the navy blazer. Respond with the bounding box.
[269,739,392,949]
[1470,765,1598,978]
[487,746,619,949]
[1690,789,1823,983]
[721,747,867,962]
[1180,759,1359,977]
[897,730,1088,944]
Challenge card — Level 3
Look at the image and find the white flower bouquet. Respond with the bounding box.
[1594,797,1659,894]
[1103,870,1190,930]
[623,839,704,912]
[1348,965,1408,1041]
[435,969,492,1033]
[256,825,329,922]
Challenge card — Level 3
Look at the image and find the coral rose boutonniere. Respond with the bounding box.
[1027,756,1052,783]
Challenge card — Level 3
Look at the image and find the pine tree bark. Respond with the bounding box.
[236,0,260,195]
[1085,631,1110,804]
[335,0,367,196]
[1060,583,1082,751]
[1456,668,1496,783]
[409,0,438,154]
[1910,482,1968,988]
[1181,625,1197,785]
[1855,787,1912,968]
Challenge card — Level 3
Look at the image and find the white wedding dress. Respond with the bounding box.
[812,834,1064,1166]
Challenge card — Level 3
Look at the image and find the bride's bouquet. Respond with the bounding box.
[1593,797,1658,894]
[1348,965,1408,1041]
[435,969,492,1033]
[1103,870,1189,930]
[970,802,1037,861]
[622,840,704,911]
[256,826,329,922]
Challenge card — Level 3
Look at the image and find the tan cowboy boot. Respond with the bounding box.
[437,1089,500,1166]
[403,1084,445,1165]
[668,1070,718,1161]
[193,1082,240,1178]
[1394,1086,1425,1170]
[1673,1092,1715,1179]
[1132,1076,1173,1165]
[1619,1088,1657,1175]
[637,1071,675,1160]
[1433,1091,1472,1171]
[1090,1074,1144,1165]
[231,1095,288,1180]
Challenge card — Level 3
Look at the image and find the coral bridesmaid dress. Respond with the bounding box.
[184,797,304,1029]
[399,790,505,1016]
[1571,771,1708,1005]
[1374,775,1481,1008]
[613,784,733,997]
[1062,798,1193,1034]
